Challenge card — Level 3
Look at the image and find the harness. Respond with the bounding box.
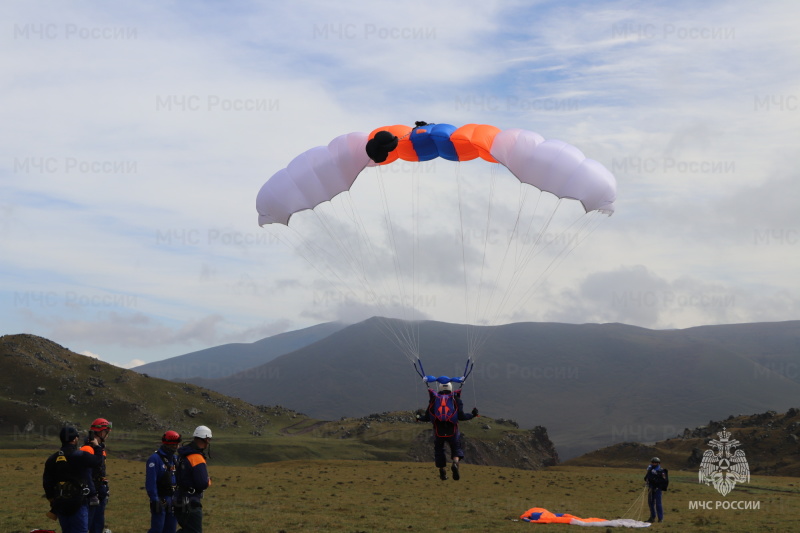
[51,451,90,501]
[156,452,177,496]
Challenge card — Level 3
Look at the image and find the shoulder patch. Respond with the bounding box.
[186,454,207,467]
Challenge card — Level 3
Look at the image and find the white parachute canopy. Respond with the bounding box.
[256,123,616,366]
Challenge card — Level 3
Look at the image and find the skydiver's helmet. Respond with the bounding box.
[438,382,453,393]
[162,430,181,445]
[193,425,213,439]
[59,426,80,443]
[90,418,112,431]
[651,457,661,463]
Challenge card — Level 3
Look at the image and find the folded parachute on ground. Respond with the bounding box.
[257,122,616,226]
[520,507,651,528]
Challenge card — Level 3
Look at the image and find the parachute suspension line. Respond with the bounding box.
[375,167,420,363]
[468,179,533,360]
[454,164,474,362]
[337,192,406,314]
[620,484,649,521]
[308,206,389,316]
[485,197,561,326]
[268,222,423,365]
[470,168,528,360]
[264,224,368,324]
[332,191,422,363]
[513,210,607,314]
[468,166,501,361]
[412,165,420,365]
[266,223,354,290]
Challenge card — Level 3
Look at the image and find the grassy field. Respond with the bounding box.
[3,450,798,533]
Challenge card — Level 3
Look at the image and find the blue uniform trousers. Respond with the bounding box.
[58,504,89,533]
[433,433,464,468]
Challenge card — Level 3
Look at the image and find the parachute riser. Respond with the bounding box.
[418,357,473,390]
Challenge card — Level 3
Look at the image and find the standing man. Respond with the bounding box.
[146,430,182,533]
[416,381,478,481]
[174,425,212,533]
[43,426,103,533]
[81,417,112,533]
[645,456,669,523]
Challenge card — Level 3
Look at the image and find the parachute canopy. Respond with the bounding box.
[520,507,651,528]
[256,122,617,367]
[257,123,615,226]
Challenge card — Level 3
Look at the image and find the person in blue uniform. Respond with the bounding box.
[645,457,668,523]
[146,430,181,533]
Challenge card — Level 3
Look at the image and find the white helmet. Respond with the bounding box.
[439,382,453,393]
[193,425,212,439]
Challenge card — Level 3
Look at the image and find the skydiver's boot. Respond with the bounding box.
[646,516,655,523]
[451,461,460,481]
[439,468,447,480]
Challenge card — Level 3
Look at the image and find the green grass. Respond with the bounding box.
[4,450,798,533]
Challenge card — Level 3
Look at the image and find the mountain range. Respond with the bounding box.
[133,322,346,379]
[152,317,800,459]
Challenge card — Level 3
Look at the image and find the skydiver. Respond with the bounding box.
[416,381,478,481]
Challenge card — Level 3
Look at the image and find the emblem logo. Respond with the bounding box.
[698,427,750,496]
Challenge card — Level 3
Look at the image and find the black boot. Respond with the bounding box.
[439,468,447,480]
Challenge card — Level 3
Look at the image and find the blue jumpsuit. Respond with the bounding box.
[645,464,665,521]
[146,445,179,533]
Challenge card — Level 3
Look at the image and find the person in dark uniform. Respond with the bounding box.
[174,425,212,533]
[416,382,478,481]
[80,417,112,533]
[43,426,103,533]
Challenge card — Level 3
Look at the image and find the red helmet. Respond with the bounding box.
[90,418,112,431]
[162,430,181,444]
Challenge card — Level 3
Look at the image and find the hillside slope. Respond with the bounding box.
[0,333,556,469]
[184,318,800,459]
[564,408,800,477]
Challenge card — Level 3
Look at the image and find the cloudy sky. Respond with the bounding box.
[2,1,798,368]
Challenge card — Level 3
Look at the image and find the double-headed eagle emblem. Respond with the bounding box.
[698,427,750,496]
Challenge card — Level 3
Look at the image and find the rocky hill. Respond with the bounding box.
[564,408,800,477]
[0,333,556,469]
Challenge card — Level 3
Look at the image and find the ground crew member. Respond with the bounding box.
[147,430,181,533]
[43,426,103,533]
[174,425,212,533]
[645,457,668,523]
[81,417,112,533]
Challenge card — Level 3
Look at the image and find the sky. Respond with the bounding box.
[2,1,798,369]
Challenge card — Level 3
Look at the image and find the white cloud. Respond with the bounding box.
[1,1,798,364]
